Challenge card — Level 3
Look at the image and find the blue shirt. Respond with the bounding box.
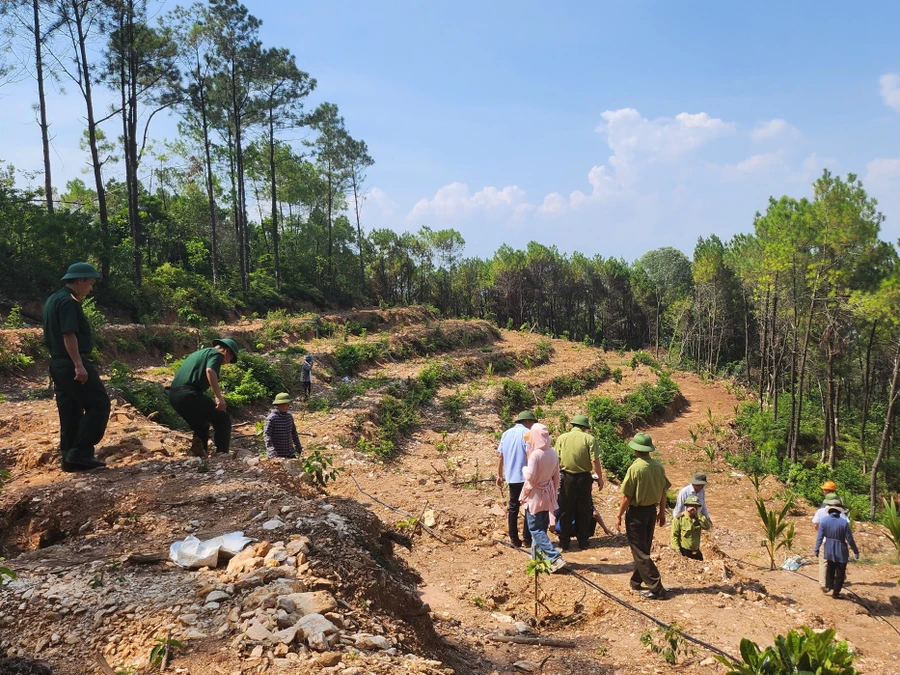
[497,424,528,484]
[815,512,859,564]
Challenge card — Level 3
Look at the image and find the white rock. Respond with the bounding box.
[355,635,390,650]
[287,591,337,616]
[245,619,273,641]
[262,519,285,531]
[206,590,230,603]
[272,626,298,645]
[307,631,329,651]
[296,613,338,637]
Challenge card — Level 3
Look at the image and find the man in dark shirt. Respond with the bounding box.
[168,338,239,456]
[42,262,111,472]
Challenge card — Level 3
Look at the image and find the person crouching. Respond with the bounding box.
[670,494,710,560]
[264,393,303,459]
[521,423,566,573]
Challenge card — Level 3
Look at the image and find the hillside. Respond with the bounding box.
[1,310,898,675]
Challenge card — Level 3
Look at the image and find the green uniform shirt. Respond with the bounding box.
[171,347,225,392]
[555,428,600,474]
[670,512,710,551]
[620,456,670,506]
[42,286,93,357]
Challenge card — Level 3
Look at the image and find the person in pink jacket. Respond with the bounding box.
[521,423,566,573]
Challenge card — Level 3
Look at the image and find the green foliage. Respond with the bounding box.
[536,339,553,363]
[592,421,633,482]
[755,495,795,570]
[611,367,623,384]
[81,296,107,341]
[302,446,343,486]
[881,498,900,561]
[306,396,332,412]
[716,627,856,675]
[629,350,661,371]
[525,549,553,618]
[4,304,24,329]
[0,335,35,372]
[499,378,533,426]
[116,376,187,430]
[396,516,418,531]
[442,392,467,423]
[219,367,268,409]
[641,622,693,665]
[333,341,382,376]
[149,636,183,669]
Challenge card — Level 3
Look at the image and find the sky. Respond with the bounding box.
[3,0,900,262]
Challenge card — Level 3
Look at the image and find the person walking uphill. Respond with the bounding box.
[555,414,605,550]
[496,410,537,548]
[814,496,859,598]
[168,338,239,457]
[521,423,566,573]
[300,355,313,400]
[616,432,670,599]
[43,262,111,472]
[264,393,303,459]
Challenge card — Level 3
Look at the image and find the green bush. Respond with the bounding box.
[0,335,35,372]
[611,368,623,384]
[442,393,467,423]
[629,350,661,371]
[235,352,285,397]
[717,627,856,675]
[4,304,24,329]
[593,421,633,482]
[117,380,186,430]
[499,378,533,426]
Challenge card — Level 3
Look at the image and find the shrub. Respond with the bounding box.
[499,379,533,426]
[235,352,285,397]
[442,393,467,423]
[117,380,186,430]
[4,304,24,329]
[881,498,900,562]
[536,339,552,363]
[218,364,268,409]
[611,368,623,384]
[593,422,633,482]
[0,335,35,372]
[629,350,661,371]
[717,627,856,675]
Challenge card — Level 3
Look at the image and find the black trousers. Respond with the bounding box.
[825,561,847,595]
[506,482,532,545]
[679,547,703,561]
[49,359,110,463]
[168,389,231,453]
[302,381,311,399]
[625,504,664,593]
[558,471,594,544]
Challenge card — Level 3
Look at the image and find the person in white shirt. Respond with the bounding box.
[673,473,712,525]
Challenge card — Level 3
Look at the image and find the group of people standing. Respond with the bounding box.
[41,262,313,471]
[497,410,714,598]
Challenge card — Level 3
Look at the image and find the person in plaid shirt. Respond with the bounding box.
[264,393,303,459]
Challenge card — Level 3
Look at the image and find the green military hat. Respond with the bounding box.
[628,432,656,452]
[515,410,538,422]
[823,492,839,503]
[571,414,591,429]
[213,337,240,358]
[691,472,708,485]
[61,262,101,281]
[684,494,702,507]
[272,392,292,405]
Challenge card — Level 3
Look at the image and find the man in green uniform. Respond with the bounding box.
[616,432,670,598]
[554,414,605,550]
[168,338,239,456]
[42,262,111,472]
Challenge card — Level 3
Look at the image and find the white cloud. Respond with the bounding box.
[751,119,800,143]
[788,153,837,183]
[407,182,532,224]
[879,73,900,111]
[538,192,567,215]
[865,157,900,186]
[722,152,786,180]
[597,108,734,164]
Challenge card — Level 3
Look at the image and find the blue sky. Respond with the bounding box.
[3,0,900,260]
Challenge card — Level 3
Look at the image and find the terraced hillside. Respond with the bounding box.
[0,308,898,674]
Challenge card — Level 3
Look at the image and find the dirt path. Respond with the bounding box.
[1,324,898,675]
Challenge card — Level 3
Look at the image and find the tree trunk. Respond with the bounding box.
[352,175,365,297]
[790,280,819,460]
[870,338,900,519]
[268,107,280,290]
[759,284,770,411]
[33,0,54,213]
[195,55,218,287]
[71,0,109,281]
[860,321,877,472]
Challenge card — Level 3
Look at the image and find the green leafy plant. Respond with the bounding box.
[881,498,900,562]
[716,627,856,675]
[611,367,623,384]
[536,339,553,363]
[149,636,183,670]
[396,516,418,531]
[302,447,343,486]
[641,622,694,665]
[442,392,467,423]
[114,666,137,675]
[704,442,717,462]
[526,550,553,618]
[756,495,795,570]
[4,304,24,329]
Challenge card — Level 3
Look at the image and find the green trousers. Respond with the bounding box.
[167,389,231,453]
[49,358,111,462]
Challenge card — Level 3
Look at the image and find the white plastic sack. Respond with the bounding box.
[169,531,254,569]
